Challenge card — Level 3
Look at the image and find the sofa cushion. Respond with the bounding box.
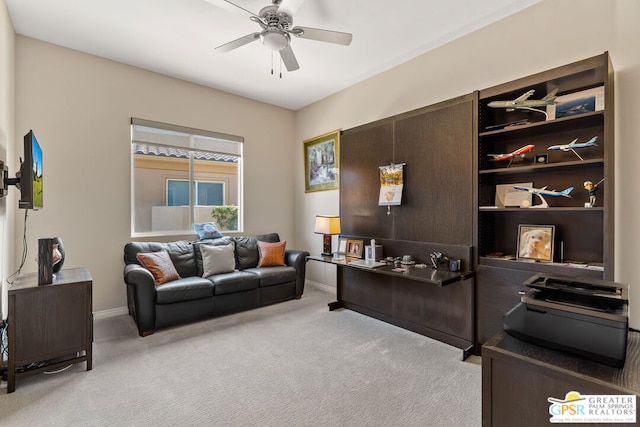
[244,266,297,287]
[209,271,260,295]
[136,251,180,285]
[233,233,280,270]
[156,277,214,304]
[201,243,236,277]
[194,222,223,240]
[257,240,287,267]
[125,240,196,278]
[194,237,234,277]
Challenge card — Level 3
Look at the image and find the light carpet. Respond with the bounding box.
[0,285,481,426]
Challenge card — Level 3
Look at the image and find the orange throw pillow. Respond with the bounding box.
[257,240,286,267]
[136,251,180,285]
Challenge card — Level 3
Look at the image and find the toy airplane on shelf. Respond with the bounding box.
[487,144,535,167]
[547,136,598,161]
[488,88,558,112]
[513,185,573,208]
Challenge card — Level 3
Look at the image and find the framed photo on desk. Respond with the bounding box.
[337,237,348,255]
[347,239,363,258]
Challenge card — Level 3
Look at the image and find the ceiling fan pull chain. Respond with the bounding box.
[271,51,274,75]
[280,56,283,78]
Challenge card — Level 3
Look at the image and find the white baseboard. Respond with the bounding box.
[306,280,336,295]
[93,306,129,319]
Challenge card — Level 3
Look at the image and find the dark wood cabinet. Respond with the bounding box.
[482,332,640,426]
[7,267,93,393]
[475,53,614,349]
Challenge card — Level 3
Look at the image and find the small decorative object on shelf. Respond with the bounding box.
[487,144,535,168]
[513,184,573,208]
[547,136,598,161]
[487,88,558,120]
[584,178,604,208]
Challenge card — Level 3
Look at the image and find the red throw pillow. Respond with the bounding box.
[136,251,180,285]
[257,241,286,267]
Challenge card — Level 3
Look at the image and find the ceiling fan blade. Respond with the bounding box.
[276,0,307,16]
[216,32,261,52]
[279,44,300,71]
[203,0,261,20]
[290,26,353,45]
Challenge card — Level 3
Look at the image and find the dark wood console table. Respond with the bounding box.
[7,267,93,393]
[307,255,476,359]
[482,331,640,426]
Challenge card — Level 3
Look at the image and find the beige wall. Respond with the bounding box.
[13,36,295,313]
[0,0,15,317]
[5,0,640,329]
[295,0,640,328]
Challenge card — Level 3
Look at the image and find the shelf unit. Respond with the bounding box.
[474,52,614,347]
[476,52,613,278]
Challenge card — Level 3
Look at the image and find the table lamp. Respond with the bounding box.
[314,215,341,256]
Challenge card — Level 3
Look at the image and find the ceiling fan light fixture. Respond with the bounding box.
[260,29,289,51]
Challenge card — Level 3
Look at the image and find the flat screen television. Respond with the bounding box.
[19,130,43,210]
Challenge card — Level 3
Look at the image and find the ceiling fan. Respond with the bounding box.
[205,0,353,72]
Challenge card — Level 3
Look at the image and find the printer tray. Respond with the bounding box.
[503,302,628,368]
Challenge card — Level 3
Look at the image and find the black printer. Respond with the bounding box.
[503,273,629,368]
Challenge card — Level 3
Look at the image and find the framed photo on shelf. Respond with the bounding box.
[495,182,532,208]
[346,239,364,258]
[516,224,555,262]
[547,86,604,119]
[303,130,341,193]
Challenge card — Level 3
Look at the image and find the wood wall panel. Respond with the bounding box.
[340,123,394,238]
[394,100,474,244]
[340,95,475,246]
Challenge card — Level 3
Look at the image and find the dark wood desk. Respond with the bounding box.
[307,255,476,358]
[482,331,640,426]
[307,254,474,286]
[7,267,93,393]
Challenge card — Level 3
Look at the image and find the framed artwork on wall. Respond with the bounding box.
[517,224,555,262]
[304,130,340,193]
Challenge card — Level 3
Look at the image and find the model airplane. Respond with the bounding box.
[488,88,558,112]
[487,144,535,167]
[547,136,598,161]
[513,185,573,208]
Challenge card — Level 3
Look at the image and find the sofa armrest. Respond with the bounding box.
[285,249,310,297]
[123,264,157,336]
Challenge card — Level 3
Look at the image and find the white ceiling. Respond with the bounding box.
[6,0,540,110]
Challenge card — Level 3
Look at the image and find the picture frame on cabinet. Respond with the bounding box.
[547,86,604,119]
[517,224,555,262]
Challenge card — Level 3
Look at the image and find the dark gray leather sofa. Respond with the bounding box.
[123,233,309,336]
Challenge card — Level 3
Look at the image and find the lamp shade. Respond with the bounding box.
[314,215,341,235]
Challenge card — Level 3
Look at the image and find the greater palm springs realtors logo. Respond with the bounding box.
[548,391,636,423]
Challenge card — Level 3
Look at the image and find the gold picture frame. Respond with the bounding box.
[346,239,364,258]
[304,130,340,193]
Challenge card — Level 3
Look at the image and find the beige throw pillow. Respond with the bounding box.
[201,243,236,277]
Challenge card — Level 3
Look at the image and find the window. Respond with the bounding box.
[131,118,243,236]
[166,179,225,206]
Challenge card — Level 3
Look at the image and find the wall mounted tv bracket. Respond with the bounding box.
[0,160,21,198]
